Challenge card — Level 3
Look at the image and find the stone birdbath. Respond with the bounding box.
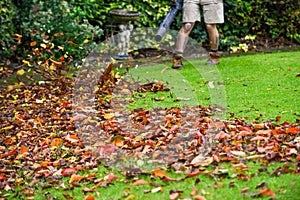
[109,9,140,60]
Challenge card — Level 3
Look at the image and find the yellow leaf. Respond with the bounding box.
[22,60,31,66]
[40,43,46,48]
[104,113,114,119]
[16,69,25,76]
[49,65,55,72]
[13,33,22,38]
[83,39,89,44]
[58,46,64,51]
[7,85,14,91]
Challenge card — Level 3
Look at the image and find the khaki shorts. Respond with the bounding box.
[182,0,224,24]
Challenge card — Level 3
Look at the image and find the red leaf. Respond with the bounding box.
[85,195,95,200]
[62,168,77,177]
[104,173,118,183]
[258,188,276,196]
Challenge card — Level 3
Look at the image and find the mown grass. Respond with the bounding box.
[2,51,300,200]
[7,161,298,200]
[126,51,300,123]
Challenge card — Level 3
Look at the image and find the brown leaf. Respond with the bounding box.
[72,113,88,121]
[185,170,201,178]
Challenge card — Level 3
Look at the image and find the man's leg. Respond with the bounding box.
[202,1,224,65]
[172,22,195,69]
[205,23,221,65]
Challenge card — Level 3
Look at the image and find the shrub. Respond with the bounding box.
[10,0,103,67]
[0,0,18,62]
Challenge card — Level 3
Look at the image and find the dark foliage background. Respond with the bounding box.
[0,0,299,70]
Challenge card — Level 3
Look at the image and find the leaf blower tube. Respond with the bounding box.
[155,0,183,42]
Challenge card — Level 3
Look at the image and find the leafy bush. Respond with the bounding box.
[0,0,18,61]
[1,0,299,77]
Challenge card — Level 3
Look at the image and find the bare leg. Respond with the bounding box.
[175,22,195,53]
[205,23,219,51]
[205,23,221,65]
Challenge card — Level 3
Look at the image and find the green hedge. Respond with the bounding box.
[0,0,299,70]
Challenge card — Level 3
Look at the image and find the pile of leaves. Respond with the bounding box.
[0,62,299,199]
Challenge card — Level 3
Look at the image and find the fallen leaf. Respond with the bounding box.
[85,195,95,200]
[152,169,169,179]
[61,168,77,177]
[185,170,201,178]
[169,190,183,200]
[132,179,148,186]
[194,195,207,200]
[231,150,246,157]
[151,186,163,193]
[258,188,276,197]
[104,173,118,183]
[17,69,25,76]
[69,174,84,184]
[64,134,80,143]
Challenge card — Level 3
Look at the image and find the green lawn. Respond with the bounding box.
[1,51,299,200]
[126,51,300,123]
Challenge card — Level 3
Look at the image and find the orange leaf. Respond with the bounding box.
[112,139,123,147]
[49,58,63,66]
[30,41,37,47]
[65,134,79,143]
[85,195,95,200]
[40,161,51,167]
[152,169,169,179]
[53,159,61,167]
[69,174,84,184]
[52,115,61,120]
[132,179,148,186]
[51,138,63,147]
[20,145,29,154]
[194,195,207,200]
[258,188,276,196]
[286,127,300,135]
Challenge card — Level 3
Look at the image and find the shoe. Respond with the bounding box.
[205,51,221,65]
[172,54,184,69]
